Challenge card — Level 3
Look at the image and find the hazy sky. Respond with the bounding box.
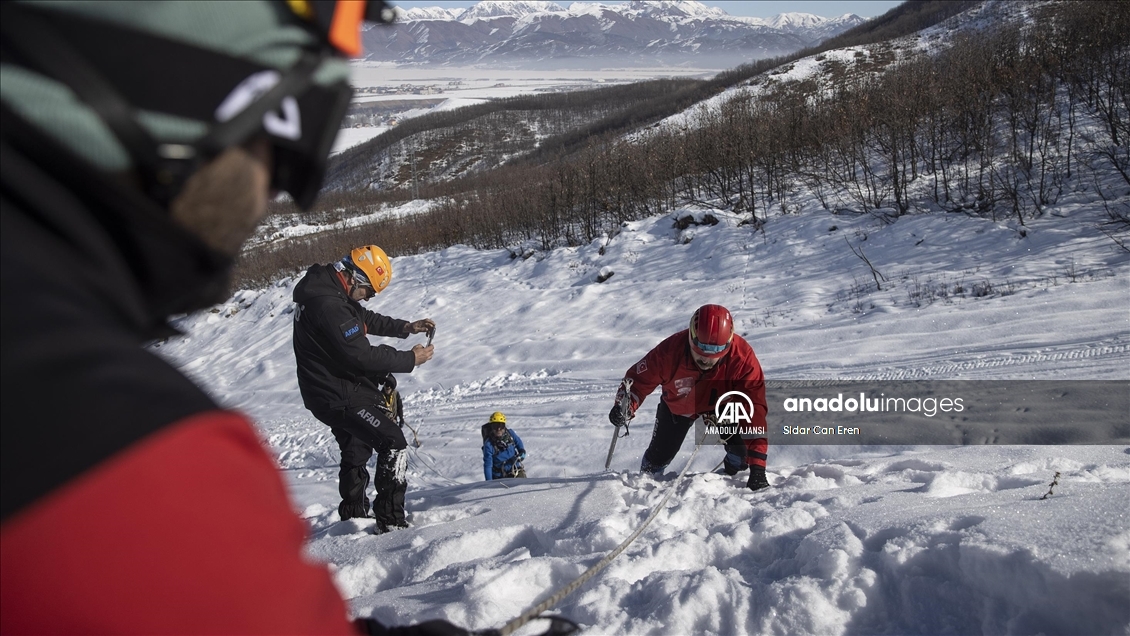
[391,1,905,19]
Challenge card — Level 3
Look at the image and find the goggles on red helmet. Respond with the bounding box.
[691,339,729,355]
[688,304,734,358]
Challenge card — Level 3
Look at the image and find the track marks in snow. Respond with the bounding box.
[775,336,1130,380]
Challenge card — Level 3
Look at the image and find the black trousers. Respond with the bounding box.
[641,400,698,473]
[313,403,408,528]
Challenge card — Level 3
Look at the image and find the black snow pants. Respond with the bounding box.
[313,403,408,531]
[640,400,698,473]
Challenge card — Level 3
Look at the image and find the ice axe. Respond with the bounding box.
[604,377,633,470]
[403,419,422,448]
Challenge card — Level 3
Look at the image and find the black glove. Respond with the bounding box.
[747,467,770,492]
[608,404,627,427]
[355,618,470,636]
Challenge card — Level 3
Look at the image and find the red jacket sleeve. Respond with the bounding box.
[622,332,682,413]
[1,411,357,635]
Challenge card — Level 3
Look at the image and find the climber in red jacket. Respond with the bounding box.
[610,304,770,491]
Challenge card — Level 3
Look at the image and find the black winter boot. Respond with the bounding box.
[373,448,409,532]
[722,451,748,476]
[721,436,748,476]
[640,456,667,474]
[338,501,371,521]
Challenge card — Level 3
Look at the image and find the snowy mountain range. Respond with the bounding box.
[362,1,865,68]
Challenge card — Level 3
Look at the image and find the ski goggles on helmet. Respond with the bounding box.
[337,260,375,292]
[351,268,374,289]
[692,339,730,355]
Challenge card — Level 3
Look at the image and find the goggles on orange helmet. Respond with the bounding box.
[285,1,396,58]
[351,270,374,289]
[336,259,375,296]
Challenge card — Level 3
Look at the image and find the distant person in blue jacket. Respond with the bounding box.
[482,412,527,480]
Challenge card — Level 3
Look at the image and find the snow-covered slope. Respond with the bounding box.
[156,187,1129,633]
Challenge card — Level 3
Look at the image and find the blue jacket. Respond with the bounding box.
[483,430,525,480]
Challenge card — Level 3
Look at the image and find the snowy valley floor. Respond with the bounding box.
[158,202,1130,635]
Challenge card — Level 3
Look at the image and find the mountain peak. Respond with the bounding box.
[459,1,567,21]
[625,1,728,20]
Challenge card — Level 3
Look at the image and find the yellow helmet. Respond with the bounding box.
[345,245,392,293]
[489,412,506,425]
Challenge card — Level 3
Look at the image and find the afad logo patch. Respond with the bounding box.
[357,408,381,428]
[341,318,363,341]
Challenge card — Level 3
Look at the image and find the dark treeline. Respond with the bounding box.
[315,1,983,209]
[820,0,978,49]
[323,76,700,193]
[237,1,1128,289]
[335,77,705,161]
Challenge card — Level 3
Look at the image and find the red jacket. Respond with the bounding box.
[1,413,356,635]
[623,330,769,466]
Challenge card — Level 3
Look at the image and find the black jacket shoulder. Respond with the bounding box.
[0,124,222,521]
[292,264,415,413]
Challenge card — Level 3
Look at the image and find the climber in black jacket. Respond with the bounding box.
[292,245,434,534]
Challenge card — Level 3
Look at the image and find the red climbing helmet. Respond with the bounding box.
[688,304,734,359]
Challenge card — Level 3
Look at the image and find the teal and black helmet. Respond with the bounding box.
[0,1,394,209]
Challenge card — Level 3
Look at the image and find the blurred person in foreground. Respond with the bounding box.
[0,1,464,633]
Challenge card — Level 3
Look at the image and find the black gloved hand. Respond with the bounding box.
[355,618,471,636]
[747,467,770,492]
[608,404,627,427]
